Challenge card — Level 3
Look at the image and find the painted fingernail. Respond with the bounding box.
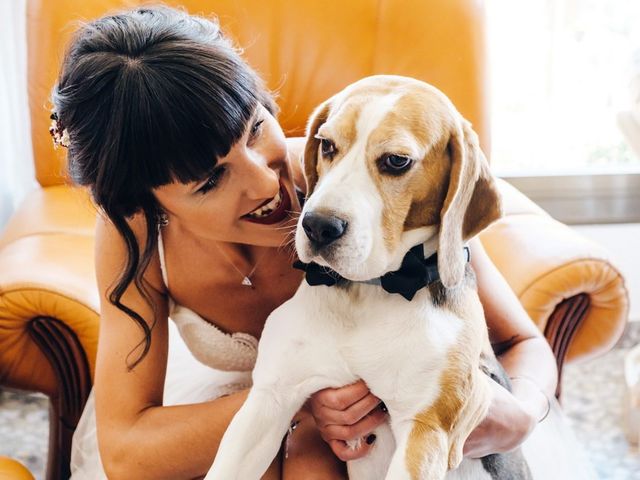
[366,434,377,445]
[379,401,388,413]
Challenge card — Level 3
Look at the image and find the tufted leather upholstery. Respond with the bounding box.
[0,1,629,479]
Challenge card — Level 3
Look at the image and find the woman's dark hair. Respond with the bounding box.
[51,6,276,368]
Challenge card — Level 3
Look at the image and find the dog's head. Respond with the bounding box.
[295,75,502,288]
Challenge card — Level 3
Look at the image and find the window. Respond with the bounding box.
[487,0,640,223]
[488,0,640,175]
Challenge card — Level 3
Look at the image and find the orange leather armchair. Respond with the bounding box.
[0,1,629,479]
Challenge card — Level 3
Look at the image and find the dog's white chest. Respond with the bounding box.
[338,285,464,412]
[255,282,467,418]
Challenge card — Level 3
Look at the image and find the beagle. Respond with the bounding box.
[205,75,531,479]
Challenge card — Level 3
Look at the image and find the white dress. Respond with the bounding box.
[70,233,596,479]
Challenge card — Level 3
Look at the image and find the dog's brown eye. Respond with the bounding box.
[320,139,337,159]
[381,154,413,173]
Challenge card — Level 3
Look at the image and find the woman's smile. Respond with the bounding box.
[241,178,293,225]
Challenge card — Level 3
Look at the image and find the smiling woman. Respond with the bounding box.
[51,6,285,368]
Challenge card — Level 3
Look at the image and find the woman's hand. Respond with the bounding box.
[282,411,348,480]
[463,378,538,458]
[306,380,388,461]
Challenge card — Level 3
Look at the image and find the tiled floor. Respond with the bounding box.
[562,321,640,480]
[0,389,48,478]
[1,323,640,479]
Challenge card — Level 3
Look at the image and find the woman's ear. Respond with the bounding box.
[303,101,331,195]
[438,119,502,288]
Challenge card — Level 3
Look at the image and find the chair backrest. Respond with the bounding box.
[27,0,489,187]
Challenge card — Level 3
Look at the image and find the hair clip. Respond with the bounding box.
[49,111,70,149]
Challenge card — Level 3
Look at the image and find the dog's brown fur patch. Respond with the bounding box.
[303,102,332,194]
[405,365,466,479]
[405,284,491,478]
[302,81,398,195]
[362,88,457,252]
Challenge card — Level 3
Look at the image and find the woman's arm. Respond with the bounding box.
[471,236,557,412]
[282,410,349,479]
[463,237,558,457]
[93,215,280,480]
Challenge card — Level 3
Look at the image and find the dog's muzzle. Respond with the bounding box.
[301,212,348,249]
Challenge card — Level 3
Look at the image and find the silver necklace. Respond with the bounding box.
[158,212,264,287]
[214,243,267,288]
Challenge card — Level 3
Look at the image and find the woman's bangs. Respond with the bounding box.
[142,67,260,188]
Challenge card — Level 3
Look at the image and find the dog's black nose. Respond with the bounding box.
[302,212,347,248]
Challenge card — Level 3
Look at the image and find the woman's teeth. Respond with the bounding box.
[247,191,282,218]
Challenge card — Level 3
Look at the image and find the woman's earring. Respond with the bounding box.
[158,212,169,227]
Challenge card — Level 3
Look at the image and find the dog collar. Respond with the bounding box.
[293,245,471,301]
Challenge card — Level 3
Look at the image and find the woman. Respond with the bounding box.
[53,6,561,479]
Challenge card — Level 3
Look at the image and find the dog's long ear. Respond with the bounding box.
[303,101,331,195]
[438,119,502,288]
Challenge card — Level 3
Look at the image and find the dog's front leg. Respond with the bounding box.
[204,387,303,480]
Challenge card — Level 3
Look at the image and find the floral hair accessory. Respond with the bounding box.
[49,111,70,149]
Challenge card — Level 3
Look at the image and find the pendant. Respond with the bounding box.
[242,276,253,287]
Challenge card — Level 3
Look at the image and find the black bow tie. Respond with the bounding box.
[293,245,470,301]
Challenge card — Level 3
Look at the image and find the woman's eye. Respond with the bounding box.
[381,154,413,173]
[320,138,337,159]
[197,167,226,194]
[249,119,264,139]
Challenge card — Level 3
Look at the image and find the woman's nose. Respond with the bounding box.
[241,150,279,199]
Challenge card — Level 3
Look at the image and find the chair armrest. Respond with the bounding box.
[479,180,629,373]
[0,232,99,480]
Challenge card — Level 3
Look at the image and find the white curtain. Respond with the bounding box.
[0,0,36,229]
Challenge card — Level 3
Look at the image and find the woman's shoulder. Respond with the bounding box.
[95,212,166,294]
